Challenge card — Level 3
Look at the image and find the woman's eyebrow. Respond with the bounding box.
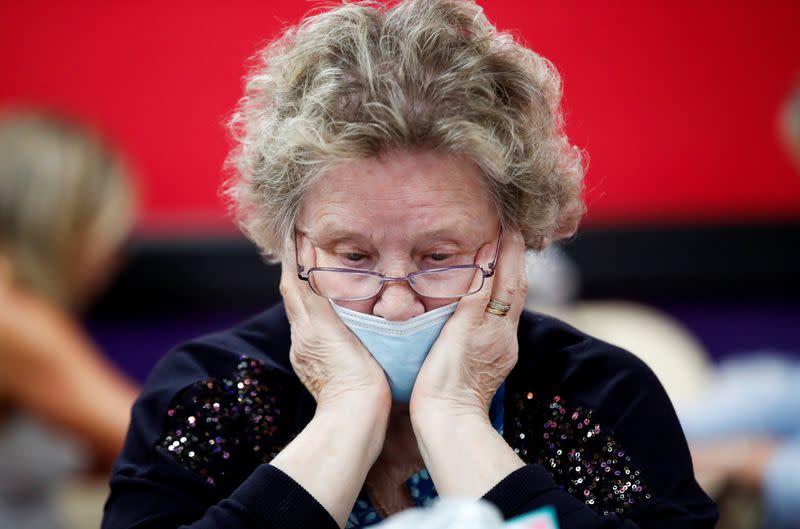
[417,227,469,240]
[307,226,370,245]
[305,220,477,244]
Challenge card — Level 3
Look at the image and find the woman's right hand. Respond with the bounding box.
[272,237,391,527]
[280,235,391,409]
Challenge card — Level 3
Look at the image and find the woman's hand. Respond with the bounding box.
[408,228,528,496]
[271,237,392,527]
[410,228,527,416]
[280,235,391,409]
[690,437,780,491]
[0,284,138,471]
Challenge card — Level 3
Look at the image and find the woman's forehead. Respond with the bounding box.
[305,217,487,245]
[299,150,496,232]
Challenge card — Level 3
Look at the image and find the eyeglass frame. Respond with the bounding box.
[295,226,503,301]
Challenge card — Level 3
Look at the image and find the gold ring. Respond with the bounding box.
[488,298,511,311]
[485,299,511,317]
[485,306,508,317]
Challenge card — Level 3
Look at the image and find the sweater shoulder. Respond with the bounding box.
[118,303,308,493]
[145,302,294,389]
[506,311,694,519]
[514,310,659,405]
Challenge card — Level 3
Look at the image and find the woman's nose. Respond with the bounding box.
[372,280,425,321]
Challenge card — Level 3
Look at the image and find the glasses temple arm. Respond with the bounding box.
[294,233,311,280]
[482,224,503,276]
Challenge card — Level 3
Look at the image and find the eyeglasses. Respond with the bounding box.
[296,227,502,301]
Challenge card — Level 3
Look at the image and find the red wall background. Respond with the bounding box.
[2,1,799,234]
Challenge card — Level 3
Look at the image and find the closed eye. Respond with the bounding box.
[342,252,368,263]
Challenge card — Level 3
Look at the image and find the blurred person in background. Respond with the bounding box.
[680,355,800,529]
[103,2,716,528]
[677,81,800,529]
[780,80,800,171]
[0,109,139,529]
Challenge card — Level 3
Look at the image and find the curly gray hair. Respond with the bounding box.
[225,0,585,260]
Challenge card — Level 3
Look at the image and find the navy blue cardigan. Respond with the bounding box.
[102,303,717,528]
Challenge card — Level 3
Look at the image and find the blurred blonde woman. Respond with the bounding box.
[0,109,139,529]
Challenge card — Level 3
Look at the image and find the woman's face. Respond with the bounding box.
[296,149,500,320]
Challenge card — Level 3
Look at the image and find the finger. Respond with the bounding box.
[279,241,306,325]
[486,228,527,321]
[293,233,341,315]
[284,233,347,332]
[450,236,502,324]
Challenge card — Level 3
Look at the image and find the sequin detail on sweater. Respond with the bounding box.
[156,357,649,517]
[507,391,650,516]
[157,356,292,490]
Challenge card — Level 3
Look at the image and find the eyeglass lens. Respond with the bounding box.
[308,267,483,301]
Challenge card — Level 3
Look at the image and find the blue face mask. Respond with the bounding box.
[330,301,458,402]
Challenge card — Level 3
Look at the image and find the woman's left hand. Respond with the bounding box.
[410,228,527,418]
[408,229,528,496]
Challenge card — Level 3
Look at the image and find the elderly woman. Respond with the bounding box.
[102,1,717,528]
